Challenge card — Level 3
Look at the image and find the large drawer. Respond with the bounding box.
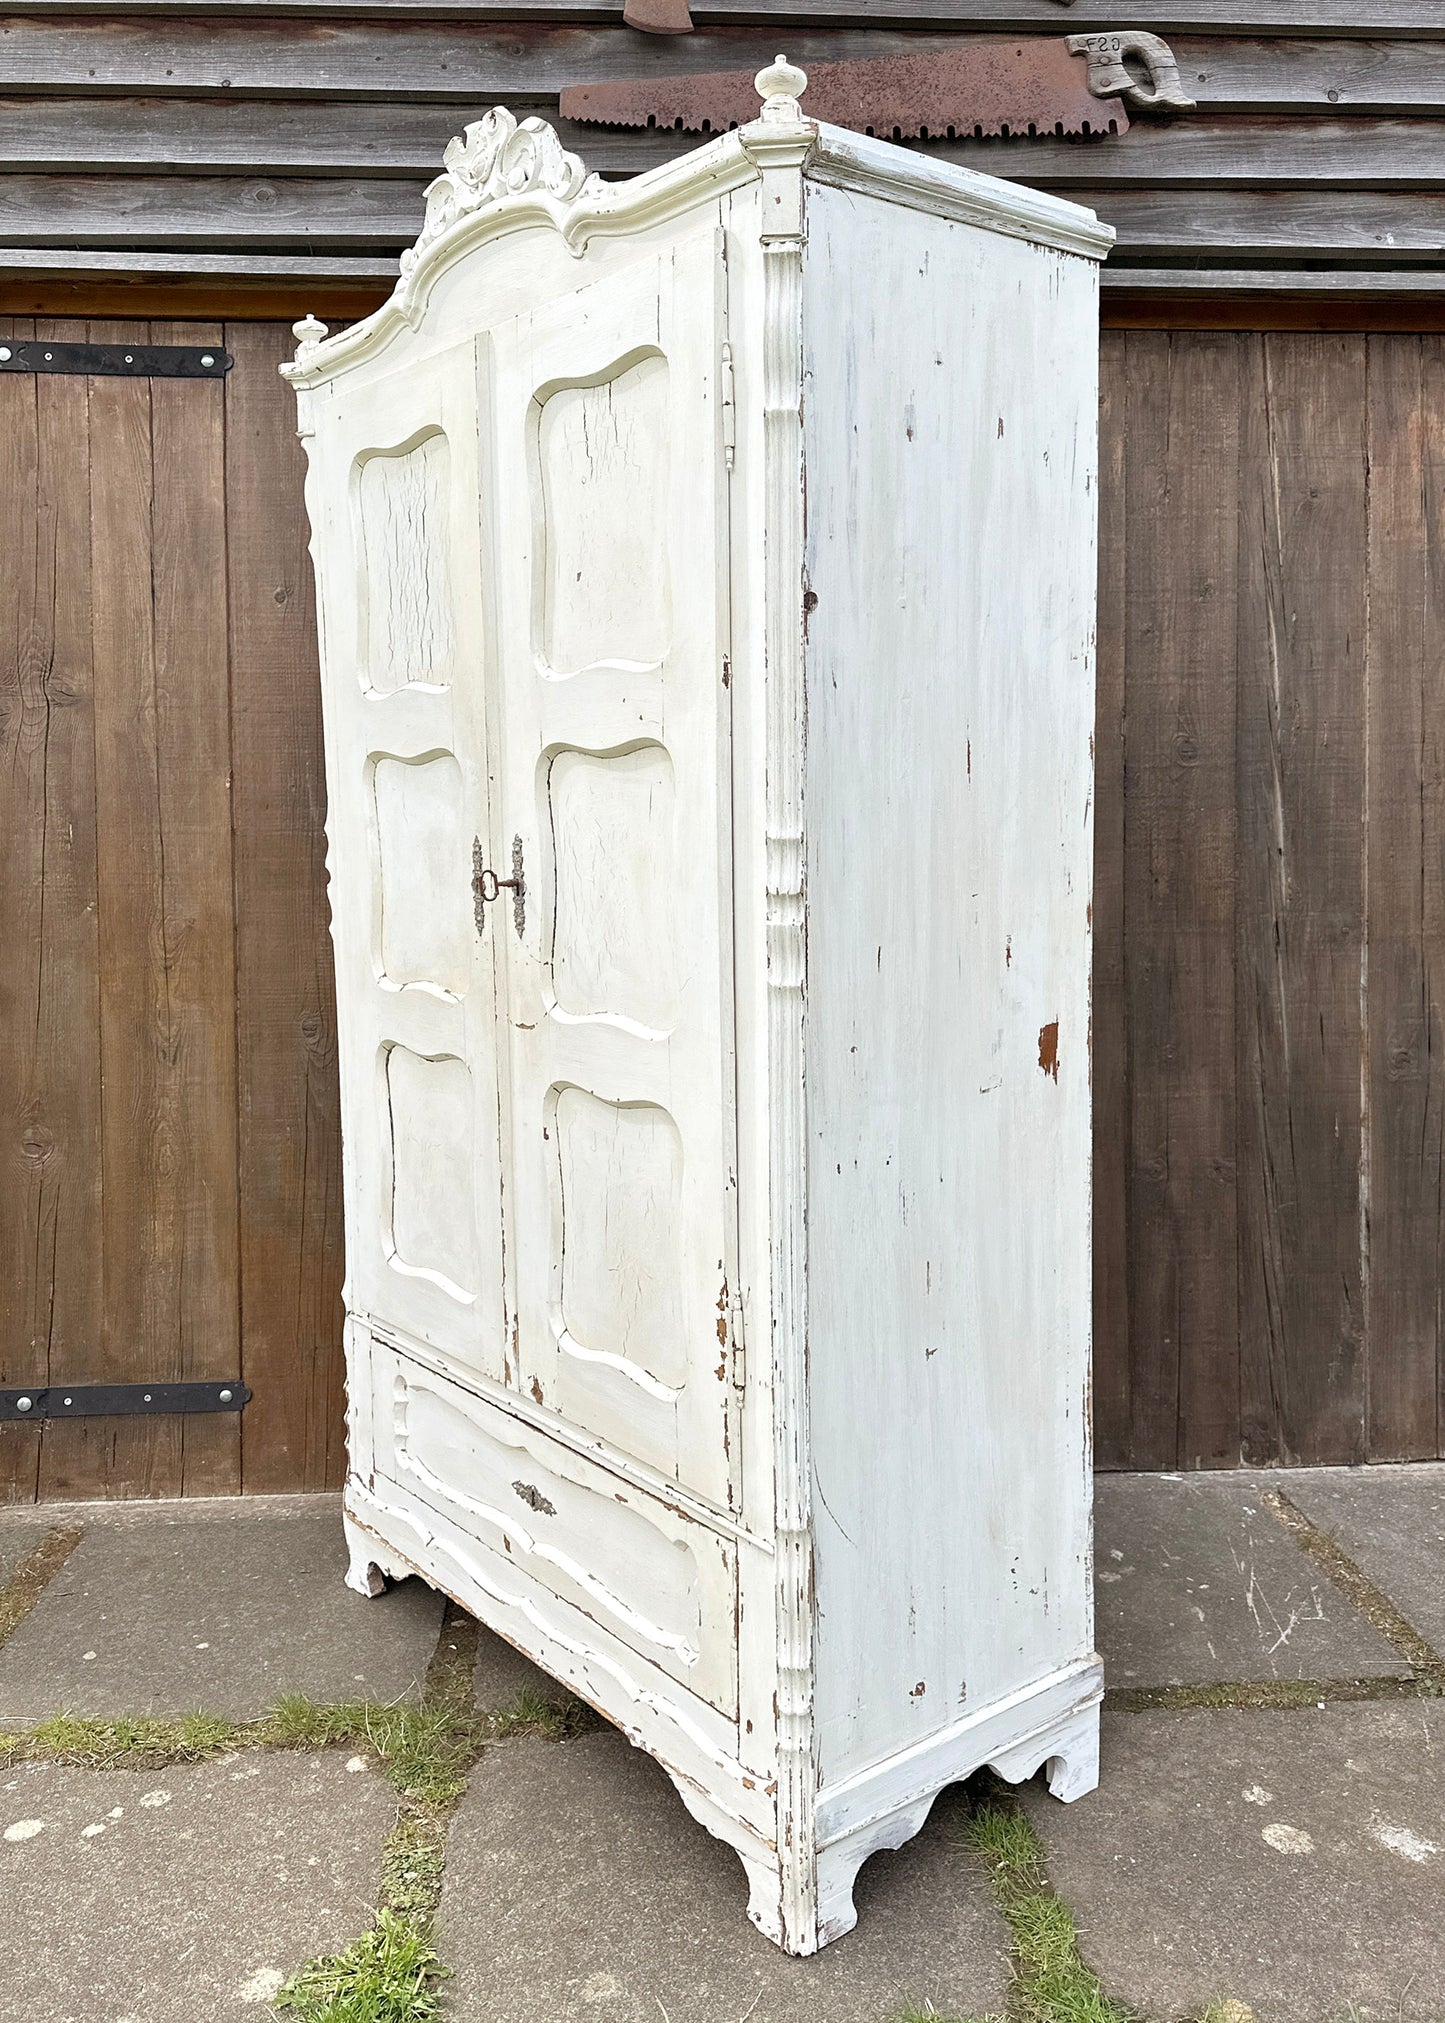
[368,1340,739,1717]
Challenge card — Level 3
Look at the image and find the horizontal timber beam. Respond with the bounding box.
[0,3,1439,33]
[0,25,1440,110]
[3,178,1444,265]
[6,104,1445,188]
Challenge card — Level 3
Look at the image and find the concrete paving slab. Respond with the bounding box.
[437,1729,1012,2022]
[0,1746,394,2023]
[0,1494,443,1721]
[0,1515,58,1587]
[1021,1702,1445,2023]
[1282,1461,1445,1653]
[1095,1473,1409,1686]
[472,1624,575,1716]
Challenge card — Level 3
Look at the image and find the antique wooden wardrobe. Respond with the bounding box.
[285,60,1111,1955]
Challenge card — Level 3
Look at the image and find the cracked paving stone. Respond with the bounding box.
[0,1747,395,2023]
[0,1494,443,1720]
[1021,1702,1445,2023]
[436,1729,1012,2022]
[1095,1473,1408,1687]
[1282,1461,1445,1654]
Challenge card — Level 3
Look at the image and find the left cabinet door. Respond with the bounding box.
[307,338,510,1385]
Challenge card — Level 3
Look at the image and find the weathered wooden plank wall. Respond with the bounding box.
[0,317,345,1500]
[4,315,1441,1493]
[1094,328,1445,1469]
[1,7,1444,300]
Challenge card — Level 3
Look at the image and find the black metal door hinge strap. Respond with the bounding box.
[0,342,233,378]
[0,1382,251,1421]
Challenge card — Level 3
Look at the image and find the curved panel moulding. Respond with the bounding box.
[548,743,679,1034]
[373,753,471,995]
[533,353,671,676]
[385,1044,479,1302]
[394,1373,705,1673]
[553,1088,686,1396]
[357,431,454,693]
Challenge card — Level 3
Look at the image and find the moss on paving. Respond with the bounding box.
[0,1524,83,1650]
[1106,1675,1428,1714]
[1261,1489,1445,1695]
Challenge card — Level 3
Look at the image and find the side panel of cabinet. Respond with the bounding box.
[800,188,1099,1788]
[304,344,509,1384]
[482,226,744,1516]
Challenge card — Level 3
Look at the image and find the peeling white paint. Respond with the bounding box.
[1262,1823,1314,1855]
[81,1824,106,1839]
[345,1756,368,1774]
[1242,1785,1273,1806]
[1373,1823,1439,1864]
[3,1820,45,1842]
[138,1790,171,1810]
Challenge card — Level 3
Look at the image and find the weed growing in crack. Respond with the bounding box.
[271,1909,449,2023]
[961,1787,1136,2023]
[270,1602,599,2023]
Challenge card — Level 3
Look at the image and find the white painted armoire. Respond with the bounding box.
[285,61,1112,1956]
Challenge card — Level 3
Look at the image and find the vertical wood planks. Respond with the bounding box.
[78,315,175,1496]
[150,316,241,1497]
[1091,333,1130,1469]
[1364,335,1445,1461]
[1235,335,1368,1467]
[225,322,346,1493]
[0,318,103,1503]
[0,319,344,1499]
[0,314,44,1502]
[75,318,240,1496]
[1095,326,1445,1466]
[1120,332,1242,1471]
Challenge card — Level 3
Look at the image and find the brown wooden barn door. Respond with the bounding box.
[1094,327,1445,1471]
[0,319,345,1502]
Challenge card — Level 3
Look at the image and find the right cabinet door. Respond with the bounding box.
[481,226,743,1516]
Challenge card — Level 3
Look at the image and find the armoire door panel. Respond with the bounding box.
[309,342,510,1385]
[356,429,455,695]
[371,751,472,996]
[531,349,673,677]
[484,226,742,1513]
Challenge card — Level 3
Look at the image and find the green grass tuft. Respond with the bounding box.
[272,1909,449,2023]
[488,1683,596,1741]
[259,1696,484,1808]
[959,1794,1136,2023]
[889,2007,1004,2023]
[8,1710,237,1770]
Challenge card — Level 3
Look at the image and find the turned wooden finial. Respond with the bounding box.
[292,314,329,349]
[754,55,809,123]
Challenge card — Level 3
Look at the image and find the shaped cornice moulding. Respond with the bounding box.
[1066,30,1195,110]
[399,107,605,284]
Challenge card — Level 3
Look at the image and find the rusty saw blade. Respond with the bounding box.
[559,40,1127,140]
